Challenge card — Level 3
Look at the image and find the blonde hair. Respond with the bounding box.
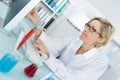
[88,17,114,48]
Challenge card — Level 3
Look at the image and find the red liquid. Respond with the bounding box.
[24,63,38,78]
[17,28,35,50]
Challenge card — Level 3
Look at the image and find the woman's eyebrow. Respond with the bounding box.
[89,24,96,28]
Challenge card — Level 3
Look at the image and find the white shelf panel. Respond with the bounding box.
[41,0,55,13]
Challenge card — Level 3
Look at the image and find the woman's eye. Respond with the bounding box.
[92,28,96,32]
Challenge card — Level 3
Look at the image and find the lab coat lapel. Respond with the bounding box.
[72,37,83,54]
[67,48,98,69]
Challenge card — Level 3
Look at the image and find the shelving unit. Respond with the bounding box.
[36,0,68,30]
[41,0,55,13]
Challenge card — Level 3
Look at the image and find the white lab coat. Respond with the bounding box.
[39,31,109,80]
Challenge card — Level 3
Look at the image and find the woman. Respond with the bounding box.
[27,8,114,80]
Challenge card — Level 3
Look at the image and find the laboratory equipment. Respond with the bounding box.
[24,63,38,78]
[0,30,24,73]
[17,26,38,50]
[0,52,18,73]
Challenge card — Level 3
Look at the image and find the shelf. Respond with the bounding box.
[41,0,68,16]
[36,0,68,30]
[41,0,55,13]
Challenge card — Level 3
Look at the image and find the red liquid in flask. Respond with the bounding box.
[24,63,38,78]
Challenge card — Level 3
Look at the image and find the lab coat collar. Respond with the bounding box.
[82,48,98,60]
[72,37,98,60]
[73,37,83,54]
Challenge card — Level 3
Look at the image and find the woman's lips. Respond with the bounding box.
[81,32,87,39]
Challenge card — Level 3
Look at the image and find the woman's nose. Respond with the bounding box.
[84,27,89,32]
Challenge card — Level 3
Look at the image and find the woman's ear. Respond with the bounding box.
[97,37,106,44]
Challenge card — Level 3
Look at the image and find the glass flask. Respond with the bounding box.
[24,63,38,78]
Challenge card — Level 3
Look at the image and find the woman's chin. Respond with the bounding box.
[80,35,87,41]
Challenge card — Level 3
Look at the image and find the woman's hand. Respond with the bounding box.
[26,7,42,40]
[27,8,40,26]
[32,39,49,58]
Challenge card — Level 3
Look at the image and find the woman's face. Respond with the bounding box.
[80,20,103,46]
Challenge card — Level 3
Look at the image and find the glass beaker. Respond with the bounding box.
[24,63,38,78]
[0,52,18,73]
